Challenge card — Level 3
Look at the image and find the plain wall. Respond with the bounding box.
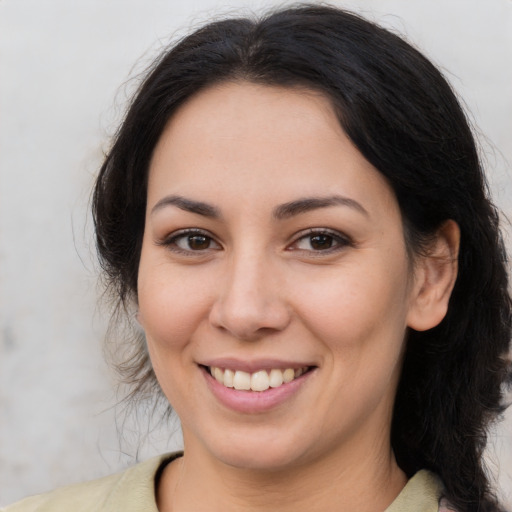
[1,0,511,507]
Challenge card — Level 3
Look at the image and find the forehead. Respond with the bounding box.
[165,81,341,137]
[151,82,345,174]
[147,81,397,217]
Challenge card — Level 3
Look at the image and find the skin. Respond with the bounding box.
[137,82,459,512]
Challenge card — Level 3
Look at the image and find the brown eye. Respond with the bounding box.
[162,229,221,253]
[291,229,351,253]
[187,235,211,250]
[309,234,334,250]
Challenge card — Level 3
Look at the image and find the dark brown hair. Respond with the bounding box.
[93,5,511,511]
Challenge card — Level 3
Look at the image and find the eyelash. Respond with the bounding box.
[288,228,353,254]
[158,229,221,255]
[158,228,353,255]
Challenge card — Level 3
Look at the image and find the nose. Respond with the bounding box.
[209,251,291,341]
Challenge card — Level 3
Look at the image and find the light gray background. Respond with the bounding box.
[1,0,511,507]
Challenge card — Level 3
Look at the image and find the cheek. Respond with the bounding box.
[136,265,212,411]
[137,259,214,357]
[291,257,411,358]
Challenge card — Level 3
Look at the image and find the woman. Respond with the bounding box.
[4,4,510,512]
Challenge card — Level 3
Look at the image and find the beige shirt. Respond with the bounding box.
[2,453,447,512]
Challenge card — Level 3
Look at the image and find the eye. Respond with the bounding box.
[290,229,352,253]
[176,234,213,251]
[160,229,221,253]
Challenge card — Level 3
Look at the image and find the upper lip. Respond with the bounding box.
[199,358,316,373]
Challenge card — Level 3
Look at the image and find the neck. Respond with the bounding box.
[158,435,407,512]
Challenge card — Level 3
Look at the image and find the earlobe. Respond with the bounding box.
[407,220,460,332]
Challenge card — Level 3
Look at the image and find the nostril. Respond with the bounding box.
[208,261,291,339]
[208,298,291,341]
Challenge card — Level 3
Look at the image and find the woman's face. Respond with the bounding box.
[138,82,421,471]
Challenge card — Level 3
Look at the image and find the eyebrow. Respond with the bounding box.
[273,195,368,219]
[151,195,221,218]
[150,194,368,220]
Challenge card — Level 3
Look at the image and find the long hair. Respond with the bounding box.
[92,5,511,511]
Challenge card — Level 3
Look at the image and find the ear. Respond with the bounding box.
[407,220,460,331]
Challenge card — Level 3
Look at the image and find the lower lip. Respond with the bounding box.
[202,367,313,414]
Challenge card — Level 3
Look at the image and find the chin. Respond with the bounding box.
[203,430,313,472]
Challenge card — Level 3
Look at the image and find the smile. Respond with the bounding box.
[208,366,310,392]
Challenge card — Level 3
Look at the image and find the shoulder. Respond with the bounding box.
[385,470,458,512]
[1,453,179,512]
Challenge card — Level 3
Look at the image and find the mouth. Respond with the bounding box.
[203,365,313,392]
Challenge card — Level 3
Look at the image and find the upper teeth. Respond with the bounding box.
[209,367,308,392]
